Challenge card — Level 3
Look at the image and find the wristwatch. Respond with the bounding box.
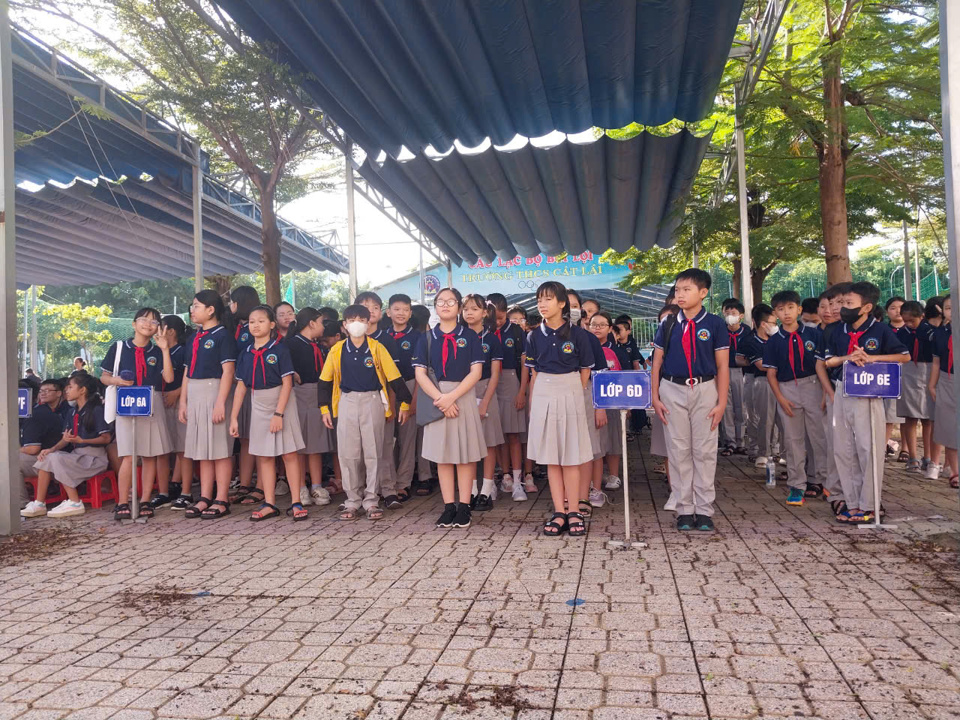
[273,412,283,418]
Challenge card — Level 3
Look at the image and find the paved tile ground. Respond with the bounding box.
[2,433,960,719]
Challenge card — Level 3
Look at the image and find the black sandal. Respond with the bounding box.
[201,499,231,520]
[567,512,586,537]
[238,487,265,506]
[804,483,824,499]
[137,504,154,518]
[229,485,253,504]
[397,489,410,503]
[720,447,734,457]
[412,478,433,496]
[250,502,281,521]
[114,503,131,520]
[543,512,567,536]
[185,496,212,519]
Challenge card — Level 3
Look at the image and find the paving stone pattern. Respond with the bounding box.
[1,436,959,719]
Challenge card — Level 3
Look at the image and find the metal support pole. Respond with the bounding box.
[130,418,139,521]
[691,229,699,269]
[914,233,922,301]
[446,260,453,288]
[29,285,36,371]
[20,284,28,376]
[940,0,960,515]
[735,89,754,312]
[345,141,358,301]
[902,220,913,301]
[418,245,425,304]
[192,164,203,293]
[608,409,646,550]
[0,4,20,535]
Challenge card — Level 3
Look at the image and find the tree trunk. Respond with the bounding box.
[751,263,777,302]
[259,182,283,306]
[820,48,852,285]
[731,254,741,300]
[206,274,233,298]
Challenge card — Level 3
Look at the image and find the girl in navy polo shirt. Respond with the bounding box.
[413,288,486,530]
[178,290,237,519]
[228,285,260,501]
[157,315,191,510]
[929,296,958,488]
[100,307,175,519]
[589,310,623,505]
[526,281,595,537]
[461,293,505,511]
[231,305,305,521]
[285,307,334,507]
[274,301,295,340]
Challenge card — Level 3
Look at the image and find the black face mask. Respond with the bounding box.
[839,306,863,326]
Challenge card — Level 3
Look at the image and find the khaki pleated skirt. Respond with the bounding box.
[294,382,334,454]
[898,362,933,420]
[527,372,593,466]
[475,378,505,449]
[116,390,171,457]
[496,371,526,435]
[33,445,108,489]
[184,378,233,461]
[933,373,957,448]
[163,393,187,453]
[235,385,253,439]
[583,381,605,460]
[249,385,305,457]
[422,381,486,465]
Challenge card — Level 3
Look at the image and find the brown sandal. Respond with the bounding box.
[950,475,959,489]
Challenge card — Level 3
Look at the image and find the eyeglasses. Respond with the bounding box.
[590,322,610,329]
[136,317,160,327]
[435,299,459,308]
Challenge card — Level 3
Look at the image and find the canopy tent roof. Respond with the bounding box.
[216,0,744,159]
[361,129,711,266]
[11,26,349,286]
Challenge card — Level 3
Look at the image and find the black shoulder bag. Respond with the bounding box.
[416,331,445,426]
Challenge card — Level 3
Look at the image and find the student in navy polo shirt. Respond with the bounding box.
[100,307,176,519]
[156,315,190,511]
[650,268,729,532]
[178,290,238,520]
[386,293,421,504]
[928,296,958,488]
[883,296,906,459]
[812,289,845,514]
[591,311,623,505]
[823,281,908,523]
[741,304,779,469]
[720,299,748,456]
[763,291,827,506]
[896,301,938,476]
[525,281,595,537]
[231,305,306,521]
[227,285,261,501]
[18,378,65,511]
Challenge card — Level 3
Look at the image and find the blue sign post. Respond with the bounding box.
[115,387,153,521]
[841,361,902,530]
[592,371,650,549]
[17,388,32,418]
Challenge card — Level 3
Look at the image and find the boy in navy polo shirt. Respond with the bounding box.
[386,293,421,502]
[895,301,938,476]
[763,291,827,506]
[720,299,748,456]
[823,282,908,523]
[651,269,730,532]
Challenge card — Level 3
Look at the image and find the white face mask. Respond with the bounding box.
[345,320,368,338]
[569,308,582,323]
[725,313,741,326]
[763,322,778,336]
[802,320,819,329]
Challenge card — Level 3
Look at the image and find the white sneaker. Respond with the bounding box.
[754,456,768,468]
[523,473,537,493]
[664,493,678,512]
[489,483,498,502]
[603,475,622,490]
[588,488,607,508]
[275,479,290,496]
[311,486,331,506]
[299,486,312,506]
[501,478,514,493]
[47,500,84,518]
[924,463,942,480]
[20,500,47,518]
[511,484,527,502]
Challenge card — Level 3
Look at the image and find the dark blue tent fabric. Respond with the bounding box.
[216,0,743,159]
[360,130,710,266]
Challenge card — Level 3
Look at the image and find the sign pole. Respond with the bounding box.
[130,417,139,521]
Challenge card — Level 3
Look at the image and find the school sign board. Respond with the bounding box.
[842,362,902,399]
[17,388,32,418]
[593,371,652,409]
[116,386,153,417]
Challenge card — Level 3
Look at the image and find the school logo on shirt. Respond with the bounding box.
[864,338,879,351]
[561,341,574,354]
[482,343,490,354]
[401,340,411,351]
[146,356,157,366]
[240,333,249,343]
[804,340,815,351]
[203,339,215,350]
[364,356,374,368]
[505,338,515,348]
[697,329,711,342]
[456,338,467,348]
[266,354,278,365]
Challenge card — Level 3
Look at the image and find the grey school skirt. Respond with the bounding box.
[527,372,593,466]
[294,382,334,454]
[33,445,108,489]
[933,373,957,448]
[184,378,233,461]
[116,389,171,458]
[475,378,505,449]
[235,382,253,440]
[421,381,486,465]
[249,386,304,457]
[897,362,933,420]
[583,380,605,460]
[163,393,187,453]
[496,371,526,435]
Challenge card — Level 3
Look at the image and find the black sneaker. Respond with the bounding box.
[452,504,471,528]
[694,515,715,532]
[148,494,171,509]
[676,514,695,531]
[436,503,457,528]
[384,495,402,509]
[473,494,493,512]
[170,494,193,511]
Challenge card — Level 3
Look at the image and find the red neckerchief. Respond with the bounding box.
[389,326,408,341]
[440,328,458,377]
[312,340,324,373]
[904,326,919,363]
[948,326,954,374]
[249,340,272,391]
[787,330,804,382]
[189,329,211,377]
[495,321,508,342]
[728,327,739,354]
[72,410,79,436]
[133,344,147,385]
[680,317,696,379]
[846,325,866,355]
[235,322,246,340]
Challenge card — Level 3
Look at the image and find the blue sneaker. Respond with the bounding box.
[786,488,805,506]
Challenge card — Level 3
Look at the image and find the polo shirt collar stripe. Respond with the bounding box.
[432,324,464,340]
[843,317,875,334]
[679,308,708,326]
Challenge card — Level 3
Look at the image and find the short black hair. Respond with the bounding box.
[847,281,880,309]
[675,268,711,290]
[900,300,924,319]
[506,305,527,319]
[322,319,342,338]
[824,282,852,300]
[388,293,412,308]
[342,304,371,322]
[40,377,63,391]
[354,291,383,308]
[801,297,819,314]
[752,303,774,325]
[614,314,632,326]
[582,298,601,311]
[319,306,339,322]
[885,296,906,310]
[771,290,802,308]
[721,298,745,313]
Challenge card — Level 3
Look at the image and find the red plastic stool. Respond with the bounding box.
[24,476,66,504]
[78,471,118,509]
